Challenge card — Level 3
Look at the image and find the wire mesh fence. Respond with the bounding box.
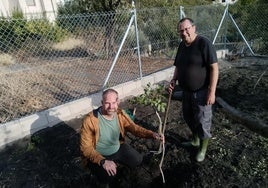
[0,4,267,124]
[182,4,268,56]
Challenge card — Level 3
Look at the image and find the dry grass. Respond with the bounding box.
[0,53,16,66]
[52,37,84,51]
[0,34,174,124]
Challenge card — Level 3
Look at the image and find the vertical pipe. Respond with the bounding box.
[39,0,46,18]
[50,0,56,20]
[133,7,142,79]
[180,6,185,20]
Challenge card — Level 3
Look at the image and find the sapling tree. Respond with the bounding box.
[128,83,166,144]
[128,82,172,183]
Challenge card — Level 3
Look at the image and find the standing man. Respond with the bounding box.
[169,18,219,162]
[80,88,164,186]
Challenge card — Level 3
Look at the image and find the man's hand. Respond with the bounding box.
[153,133,165,143]
[207,88,216,105]
[168,79,176,94]
[102,160,117,176]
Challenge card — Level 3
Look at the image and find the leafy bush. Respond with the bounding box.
[0,9,68,53]
[25,19,68,42]
[0,10,26,52]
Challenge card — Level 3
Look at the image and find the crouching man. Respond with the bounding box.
[80,88,164,187]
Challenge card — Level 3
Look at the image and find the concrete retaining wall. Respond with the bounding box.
[0,67,174,148]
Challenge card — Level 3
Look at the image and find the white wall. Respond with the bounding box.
[0,0,15,17]
[0,0,59,21]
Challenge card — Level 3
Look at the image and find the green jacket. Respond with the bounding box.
[80,107,155,167]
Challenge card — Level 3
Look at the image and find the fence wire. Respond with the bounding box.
[0,4,267,124]
[182,4,268,55]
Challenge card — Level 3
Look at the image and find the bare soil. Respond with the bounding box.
[0,57,267,188]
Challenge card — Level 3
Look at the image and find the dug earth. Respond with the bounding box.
[0,57,267,188]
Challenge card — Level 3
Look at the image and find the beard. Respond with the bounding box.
[182,34,191,43]
[105,108,117,115]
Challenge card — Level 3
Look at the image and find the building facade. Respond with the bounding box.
[0,0,63,21]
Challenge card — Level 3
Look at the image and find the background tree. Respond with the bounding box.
[58,0,128,57]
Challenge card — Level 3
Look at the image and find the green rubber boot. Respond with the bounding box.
[181,134,200,147]
[192,134,200,146]
[196,138,209,162]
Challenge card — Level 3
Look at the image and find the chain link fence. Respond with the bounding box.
[182,4,268,56]
[0,4,267,124]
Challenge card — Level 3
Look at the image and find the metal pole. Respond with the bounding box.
[133,5,142,78]
[102,12,135,89]
[228,13,255,56]
[180,6,185,19]
[212,4,229,44]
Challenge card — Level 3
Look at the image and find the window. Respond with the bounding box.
[26,0,36,6]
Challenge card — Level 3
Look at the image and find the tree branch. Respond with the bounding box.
[253,66,267,90]
[216,97,268,138]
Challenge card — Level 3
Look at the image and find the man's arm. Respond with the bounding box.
[119,110,164,141]
[80,115,104,165]
[207,62,219,105]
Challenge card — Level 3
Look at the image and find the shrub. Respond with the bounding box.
[25,19,68,42]
[0,9,68,53]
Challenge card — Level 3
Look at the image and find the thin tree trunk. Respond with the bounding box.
[216,97,268,138]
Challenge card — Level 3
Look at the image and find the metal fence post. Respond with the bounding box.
[180,6,185,19]
[228,13,255,56]
[133,6,142,79]
[213,4,229,44]
[102,10,136,89]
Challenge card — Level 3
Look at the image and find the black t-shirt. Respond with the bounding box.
[174,35,218,92]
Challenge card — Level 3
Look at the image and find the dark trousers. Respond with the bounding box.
[88,143,143,184]
[182,89,212,140]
